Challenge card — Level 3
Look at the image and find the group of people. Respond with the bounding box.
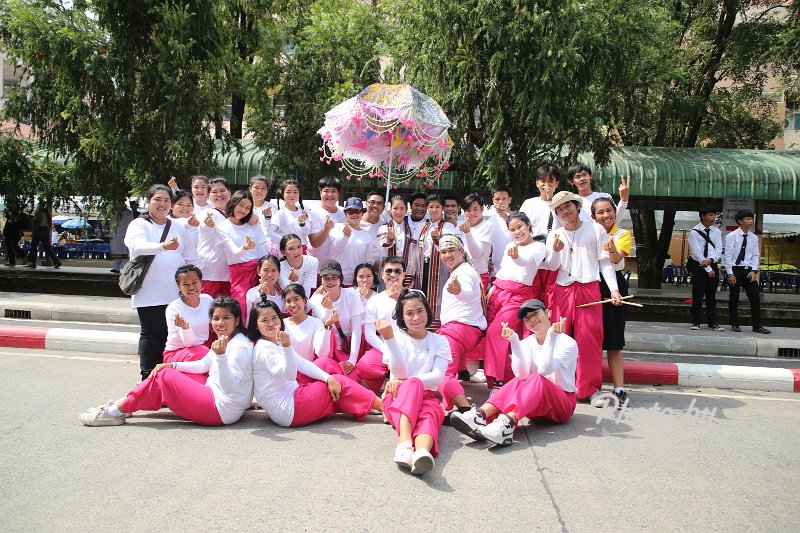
[687,207,771,335]
[80,165,635,475]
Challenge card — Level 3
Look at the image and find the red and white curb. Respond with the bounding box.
[0,326,138,355]
[603,361,800,393]
[1,326,798,392]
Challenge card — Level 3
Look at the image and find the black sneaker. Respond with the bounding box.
[690,324,700,331]
[457,370,471,382]
[731,325,742,332]
[753,326,772,335]
[613,389,629,409]
[708,324,724,332]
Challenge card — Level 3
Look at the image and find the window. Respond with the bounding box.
[787,101,800,130]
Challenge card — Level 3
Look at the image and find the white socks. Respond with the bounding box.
[107,403,123,417]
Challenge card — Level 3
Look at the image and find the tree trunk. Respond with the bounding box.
[231,95,245,140]
[630,208,676,288]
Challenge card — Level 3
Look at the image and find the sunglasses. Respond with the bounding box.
[383,268,403,275]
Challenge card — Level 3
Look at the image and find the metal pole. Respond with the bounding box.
[385,141,394,210]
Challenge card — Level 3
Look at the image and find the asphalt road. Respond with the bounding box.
[1,347,798,532]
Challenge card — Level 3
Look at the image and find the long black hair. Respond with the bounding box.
[209,296,247,336]
[247,299,285,342]
[393,289,433,331]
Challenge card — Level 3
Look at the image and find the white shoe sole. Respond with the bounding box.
[79,413,125,426]
[411,454,434,475]
[394,456,412,469]
[450,415,485,441]
[476,429,513,446]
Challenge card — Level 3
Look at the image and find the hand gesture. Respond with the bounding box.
[148,362,174,380]
[174,314,190,330]
[314,286,328,297]
[385,278,402,299]
[342,360,355,374]
[162,237,179,251]
[259,281,276,296]
[298,210,308,224]
[541,183,554,201]
[321,294,333,310]
[603,237,617,254]
[243,235,256,251]
[324,215,334,232]
[507,242,519,259]
[459,219,471,234]
[326,376,342,401]
[610,290,623,306]
[277,330,291,348]
[550,317,567,335]
[384,379,403,397]
[204,212,215,228]
[248,214,259,226]
[446,276,461,295]
[358,284,371,297]
[619,175,631,203]
[386,223,396,242]
[324,309,339,327]
[168,176,178,190]
[343,223,352,238]
[262,205,272,218]
[552,233,564,252]
[211,335,229,355]
[431,226,440,240]
[187,214,200,227]
[288,268,299,282]
[500,321,515,339]
[375,319,394,340]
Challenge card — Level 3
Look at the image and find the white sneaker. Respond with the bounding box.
[411,448,435,475]
[469,369,487,383]
[449,405,487,440]
[476,414,514,446]
[590,390,607,408]
[79,404,126,426]
[394,443,413,469]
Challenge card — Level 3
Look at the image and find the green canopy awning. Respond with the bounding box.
[580,147,800,202]
[215,139,272,186]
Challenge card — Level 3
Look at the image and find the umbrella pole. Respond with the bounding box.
[385,142,393,209]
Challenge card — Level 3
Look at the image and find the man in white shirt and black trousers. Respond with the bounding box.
[723,210,771,334]
[687,206,724,331]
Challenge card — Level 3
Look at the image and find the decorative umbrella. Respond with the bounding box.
[60,218,90,229]
[318,83,453,199]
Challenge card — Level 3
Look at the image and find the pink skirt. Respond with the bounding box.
[382,378,444,456]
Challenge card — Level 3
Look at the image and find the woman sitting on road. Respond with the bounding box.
[162,265,214,376]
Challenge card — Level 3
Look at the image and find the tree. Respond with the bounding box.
[246,0,387,188]
[612,0,788,287]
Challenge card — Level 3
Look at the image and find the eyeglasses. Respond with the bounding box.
[384,268,403,275]
[366,200,383,206]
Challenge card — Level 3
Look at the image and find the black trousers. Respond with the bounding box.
[27,227,60,266]
[688,259,719,326]
[136,304,168,380]
[729,267,761,329]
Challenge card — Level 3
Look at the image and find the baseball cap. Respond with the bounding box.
[549,191,582,211]
[516,299,547,319]
[344,197,364,212]
[319,260,343,277]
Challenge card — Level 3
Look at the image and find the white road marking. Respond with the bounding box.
[630,386,800,402]
[0,350,136,364]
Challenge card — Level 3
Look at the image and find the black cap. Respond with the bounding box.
[516,299,547,319]
[319,259,343,278]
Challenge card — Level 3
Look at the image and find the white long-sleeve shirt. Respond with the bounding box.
[164,294,213,351]
[214,218,270,265]
[579,191,628,225]
[124,218,197,308]
[285,315,332,361]
[329,225,376,285]
[308,206,346,265]
[462,219,492,275]
[722,228,760,272]
[309,288,364,364]
[279,255,319,298]
[195,208,230,282]
[508,330,578,393]
[173,333,254,424]
[519,197,560,237]
[382,328,451,391]
[363,291,398,351]
[688,223,722,272]
[252,338,333,427]
[270,206,313,245]
[494,241,547,286]
[440,262,487,330]
[245,286,285,324]
[488,211,513,270]
[544,221,619,292]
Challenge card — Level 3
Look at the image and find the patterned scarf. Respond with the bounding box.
[422,219,445,331]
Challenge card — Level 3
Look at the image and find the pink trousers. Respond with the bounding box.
[486,374,576,425]
[484,279,534,385]
[531,268,558,308]
[121,368,224,426]
[163,346,209,384]
[314,351,362,385]
[290,374,376,427]
[479,272,490,293]
[356,348,389,394]
[201,280,230,299]
[230,259,259,325]
[437,321,483,406]
[549,282,603,398]
[382,378,444,456]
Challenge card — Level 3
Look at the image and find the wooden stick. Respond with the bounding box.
[621,300,644,308]
[576,294,636,308]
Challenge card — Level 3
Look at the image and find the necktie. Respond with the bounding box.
[736,233,747,265]
[703,228,710,257]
